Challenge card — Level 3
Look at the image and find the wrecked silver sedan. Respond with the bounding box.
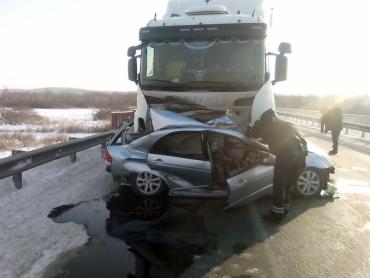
[104,109,334,209]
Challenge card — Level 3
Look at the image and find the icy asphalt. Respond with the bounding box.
[0,127,369,278]
[0,148,119,278]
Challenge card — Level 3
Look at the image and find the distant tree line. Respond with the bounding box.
[0,89,136,109]
[275,94,370,115]
[1,88,369,116]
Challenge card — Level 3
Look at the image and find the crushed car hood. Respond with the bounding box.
[150,108,209,130]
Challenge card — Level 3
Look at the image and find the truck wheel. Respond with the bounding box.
[131,172,166,197]
[295,167,323,198]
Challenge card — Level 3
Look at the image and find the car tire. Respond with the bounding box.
[295,167,323,198]
[131,172,166,197]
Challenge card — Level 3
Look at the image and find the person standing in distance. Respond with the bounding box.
[321,107,343,155]
[251,109,308,222]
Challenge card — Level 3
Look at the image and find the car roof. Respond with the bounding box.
[131,126,269,152]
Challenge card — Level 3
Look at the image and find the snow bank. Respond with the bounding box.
[0,147,118,278]
[0,150,11,159]
[34,108,97,122]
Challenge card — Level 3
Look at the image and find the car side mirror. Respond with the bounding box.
[128,57,138,83]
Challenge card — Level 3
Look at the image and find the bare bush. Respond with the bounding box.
[22,122,112,133]
[56,122,111,133]
[0,133,68,150]
[0,108,47,124]
[93,109,113,121]
[0,89,136,109]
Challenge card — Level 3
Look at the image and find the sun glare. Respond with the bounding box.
[0,0,369,95]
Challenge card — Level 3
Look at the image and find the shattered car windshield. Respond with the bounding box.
[140,38,265,92]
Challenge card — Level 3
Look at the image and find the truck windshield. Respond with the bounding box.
[140,39,265,92]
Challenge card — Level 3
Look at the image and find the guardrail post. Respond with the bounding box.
[69,153,77,163]
[69,137,77,163]
[12,150,25,189]
[13,173,23,189]
[362,130,366,138]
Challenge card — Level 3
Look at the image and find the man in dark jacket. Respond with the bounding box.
[252,109,307,222]
[321,107,343,155]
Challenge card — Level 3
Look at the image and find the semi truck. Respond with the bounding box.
[126,0,291,133]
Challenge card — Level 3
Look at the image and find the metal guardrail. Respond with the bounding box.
[0,130,114,188]
[277,108,370,127]
[277,108,370,137]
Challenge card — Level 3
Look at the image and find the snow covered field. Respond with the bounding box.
[0,150,11,158]
[0,147,118,278]
[0,108,110,159]
[34,108,96,121]
[0,108,109,133]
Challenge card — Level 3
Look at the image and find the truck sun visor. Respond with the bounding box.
[140,23,267,41]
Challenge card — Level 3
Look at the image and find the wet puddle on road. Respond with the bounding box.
[335,178,370,195]
[44,189,341,278]
[45,189,215,278]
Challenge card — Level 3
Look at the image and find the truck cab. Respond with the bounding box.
[127,0,291,133]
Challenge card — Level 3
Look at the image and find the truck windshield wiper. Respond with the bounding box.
[185,80,253,90]
[142,79,259,91]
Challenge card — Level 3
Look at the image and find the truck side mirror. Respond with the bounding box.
[274,54,288,83]
[127,46,137,57]
[128,57,138,83]
[273,42,291,84]
[278,42,292,55]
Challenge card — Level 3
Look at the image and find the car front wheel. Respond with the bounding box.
[295,167,323,198]
[131,172,166,197]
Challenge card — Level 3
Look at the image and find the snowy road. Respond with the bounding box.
[1,123,369,278]
[0,147,118,278]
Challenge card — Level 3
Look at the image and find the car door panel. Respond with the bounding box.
[147,153,211,186]
[226,165,274,209]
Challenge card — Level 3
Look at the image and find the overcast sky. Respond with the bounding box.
[0,0,369,95]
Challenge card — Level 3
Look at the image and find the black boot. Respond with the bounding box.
[328,149,338,155]
[284,203,290,215]
[263,211,285,223]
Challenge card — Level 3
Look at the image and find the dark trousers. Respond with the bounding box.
[331,129,341,151]
[272,156,304,215]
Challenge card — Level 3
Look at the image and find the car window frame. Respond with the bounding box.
[149,131,209,161]
[204,130,268,178]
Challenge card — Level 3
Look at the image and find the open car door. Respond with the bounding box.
[205,130,275,209]
[223,81,276,209]
[225,164,274,209]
